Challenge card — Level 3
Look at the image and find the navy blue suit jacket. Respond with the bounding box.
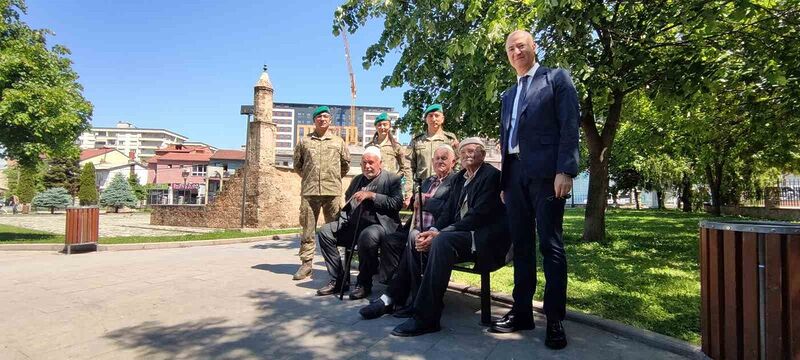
[499,66,580,183]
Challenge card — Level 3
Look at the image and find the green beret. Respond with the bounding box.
[312,106,330,118]
[374,112,390,125]
[423,104,443,116]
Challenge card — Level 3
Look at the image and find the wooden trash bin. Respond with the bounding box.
[699,220,800,359]
[65,206,99,254]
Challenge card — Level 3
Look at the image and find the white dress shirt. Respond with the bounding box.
[508,63,540,154]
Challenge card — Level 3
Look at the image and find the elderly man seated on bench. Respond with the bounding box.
[390,137,511,337]
[316,146,404,300]
[359,144,459,320]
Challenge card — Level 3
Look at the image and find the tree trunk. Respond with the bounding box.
[634,188,640,209]
[656,190,664,209]
[681,174,692,212]
[50,207,55,214]
[115,206,120,213]
[581,91,624,243]
[705,162,723,216]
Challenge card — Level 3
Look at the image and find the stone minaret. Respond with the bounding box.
[248,66,276,167]
[241,66,297,228]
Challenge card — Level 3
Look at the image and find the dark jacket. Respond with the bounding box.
[341,170,403,234]
[499,66,580,181]
[434,163,511,272]
[419,172,457,222]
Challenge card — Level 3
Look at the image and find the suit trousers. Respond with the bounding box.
[503,156,568,321]
[413,230,472,325]
[385,228,427,306]
[318,220,395,287]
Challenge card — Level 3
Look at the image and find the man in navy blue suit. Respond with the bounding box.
[490,30,580,350]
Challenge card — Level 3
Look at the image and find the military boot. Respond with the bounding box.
[292,260,313,280]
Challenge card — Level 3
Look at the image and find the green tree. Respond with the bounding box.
[78,162,98,205]
[99,173,137,213]
[32,187,71,214]
[16,164,36,203]
[0,0,92,166]
[335,0,796,241]
[43,152,81,196]
[128,173,147,201]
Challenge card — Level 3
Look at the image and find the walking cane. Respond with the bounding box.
[338,205,363,300]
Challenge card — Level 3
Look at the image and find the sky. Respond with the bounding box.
[22,0,409,149]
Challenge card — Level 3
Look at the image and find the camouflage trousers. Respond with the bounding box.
[299,195,341,262]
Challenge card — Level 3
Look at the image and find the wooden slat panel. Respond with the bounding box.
[708,229,723,359]
[740,232,759,359]
[764,233,784,359]
[92,207,99,242]
[700,228,710,355]
[786,235,800,360]
[723,230,741,360]
[80,209,88,243]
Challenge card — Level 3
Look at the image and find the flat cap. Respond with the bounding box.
[312,106,330,118]
[423,104,443,117]
[458,137,485,152]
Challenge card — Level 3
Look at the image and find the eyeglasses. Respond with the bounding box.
[547,194,572,201]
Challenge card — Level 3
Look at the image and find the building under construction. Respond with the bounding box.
[239,102,400,164]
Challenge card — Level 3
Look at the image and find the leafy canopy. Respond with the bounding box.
[0,0,92,166]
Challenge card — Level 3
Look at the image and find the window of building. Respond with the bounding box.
[192,165,207,176]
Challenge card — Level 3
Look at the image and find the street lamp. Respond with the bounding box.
[181,167,191,204]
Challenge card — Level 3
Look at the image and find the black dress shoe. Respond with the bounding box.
[392,305,414,318]
[390,318,441,337]
[545,320,568,349]
[349,284,371,300]
[359,298,393,319]
[316,280,348,296]
[489,311,535,333]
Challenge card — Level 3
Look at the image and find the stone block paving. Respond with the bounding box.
[0,238,688,359]
[0,212,216,237]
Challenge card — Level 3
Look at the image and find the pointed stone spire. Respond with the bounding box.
[255,64,273,89]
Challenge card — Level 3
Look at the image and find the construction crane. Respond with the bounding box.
[342,32,357,130]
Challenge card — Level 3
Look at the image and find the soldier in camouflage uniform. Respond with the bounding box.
[366,112,412,206]
[292,106,351,280]
[409,104,459,206]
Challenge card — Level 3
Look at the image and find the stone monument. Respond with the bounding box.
[151,68,303,229]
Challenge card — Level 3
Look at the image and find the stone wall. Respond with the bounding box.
[151,167,355,229]
[150,205,207,227]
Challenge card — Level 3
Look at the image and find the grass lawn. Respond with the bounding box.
[452,208,730,344]
[0,224,299,244]
[0,224,64,243]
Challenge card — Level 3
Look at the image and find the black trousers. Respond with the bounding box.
[384,229,426,306]
[317,219,402,287]
[413,230,472,325]
[503,157,568,321]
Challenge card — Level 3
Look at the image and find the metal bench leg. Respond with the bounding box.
[480,271,491,326]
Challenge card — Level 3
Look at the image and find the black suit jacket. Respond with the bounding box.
[341,170,403,234]
[434,163,511,272]
[499,66,580,183]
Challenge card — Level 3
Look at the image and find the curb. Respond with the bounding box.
[0,233,300,252]
[447,282,707,360]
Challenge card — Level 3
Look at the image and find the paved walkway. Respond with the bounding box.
[0,212,216,237]
[0,238,687,359]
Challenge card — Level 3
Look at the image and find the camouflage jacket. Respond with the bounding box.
[293,130,350,197]
[409,131,459,181]
[366,134,412,197]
